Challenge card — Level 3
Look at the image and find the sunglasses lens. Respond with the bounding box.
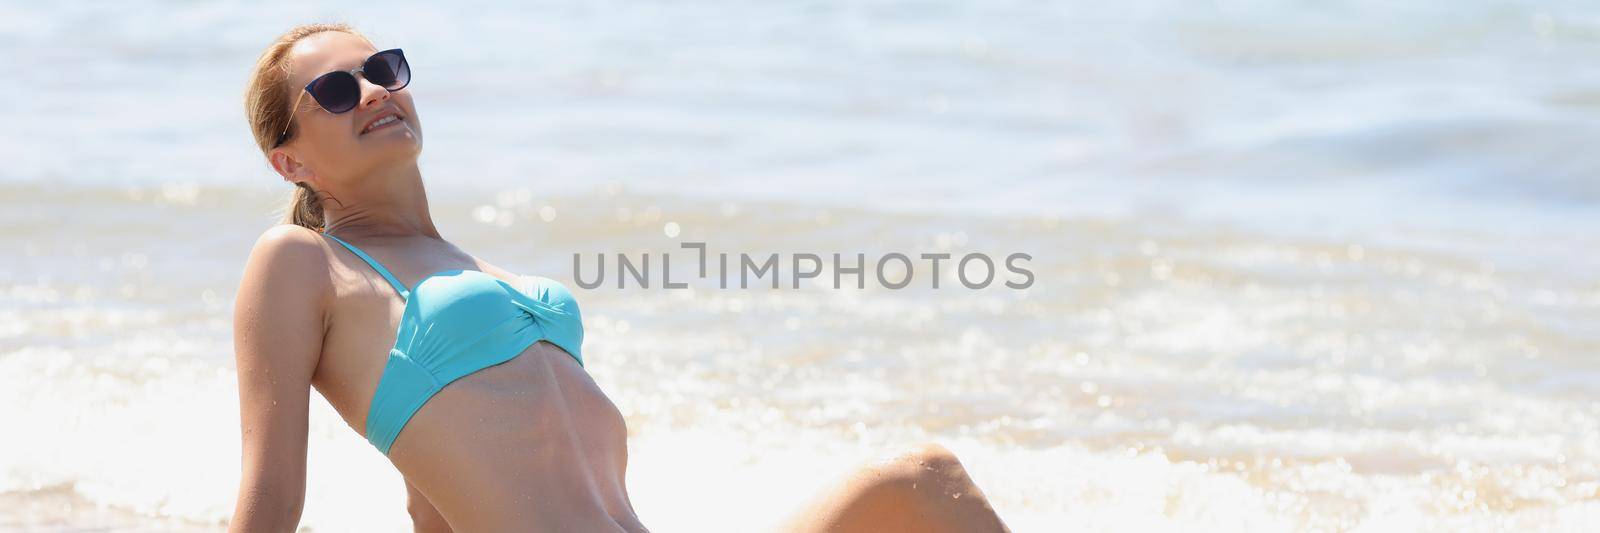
[308,72,360,114]
[366,50,410,91]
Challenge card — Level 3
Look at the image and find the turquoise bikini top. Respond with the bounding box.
[321,232,585,455]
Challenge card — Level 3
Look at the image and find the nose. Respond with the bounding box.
[356,75,391,110]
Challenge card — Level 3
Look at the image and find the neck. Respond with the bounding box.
[320,161,440,240]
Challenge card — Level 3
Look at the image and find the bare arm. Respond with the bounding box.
[228,225,331,533]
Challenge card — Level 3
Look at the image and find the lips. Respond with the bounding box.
[360,111,405,135]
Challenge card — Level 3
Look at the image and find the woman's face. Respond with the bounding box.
[272,31,422,187]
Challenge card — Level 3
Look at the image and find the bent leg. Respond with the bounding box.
[779,442,1011,533]
[404,479,453,533]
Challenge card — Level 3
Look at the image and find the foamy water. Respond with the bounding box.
[3,1,1599,531]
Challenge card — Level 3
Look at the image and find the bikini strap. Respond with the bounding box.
[322,232,411,298]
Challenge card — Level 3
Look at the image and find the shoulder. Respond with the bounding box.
[239,224,332,301]
[251,224,328,261]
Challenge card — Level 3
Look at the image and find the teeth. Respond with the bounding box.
[364,115,400,133]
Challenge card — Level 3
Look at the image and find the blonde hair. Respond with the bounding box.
[244,23,372,231]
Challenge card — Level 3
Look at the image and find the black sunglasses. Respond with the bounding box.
[275,48,411,147]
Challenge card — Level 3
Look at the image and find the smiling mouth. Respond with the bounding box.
[361,114,405,135]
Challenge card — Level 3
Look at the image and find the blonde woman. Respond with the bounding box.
[230,23,1010,532]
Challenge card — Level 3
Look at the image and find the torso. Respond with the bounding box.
[307,236,645,532]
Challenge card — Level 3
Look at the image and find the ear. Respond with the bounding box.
[268,147,315,186]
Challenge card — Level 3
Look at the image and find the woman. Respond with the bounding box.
[230,23,1011,532]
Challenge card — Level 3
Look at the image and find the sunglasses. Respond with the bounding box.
[275,48,412,147]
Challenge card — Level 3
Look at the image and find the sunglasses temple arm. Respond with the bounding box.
[278,89,307,144]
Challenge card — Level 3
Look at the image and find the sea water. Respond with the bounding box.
[1,1,1597,531]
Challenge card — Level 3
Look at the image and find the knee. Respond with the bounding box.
[854,441,974,496]
[800,443,1006,533]
[905,442,961,467]
[891,442,968,481]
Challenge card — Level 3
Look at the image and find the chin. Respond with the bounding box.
[367,132,422,156]
[355,141,422,173]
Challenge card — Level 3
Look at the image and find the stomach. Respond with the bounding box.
[380,340,645,532]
